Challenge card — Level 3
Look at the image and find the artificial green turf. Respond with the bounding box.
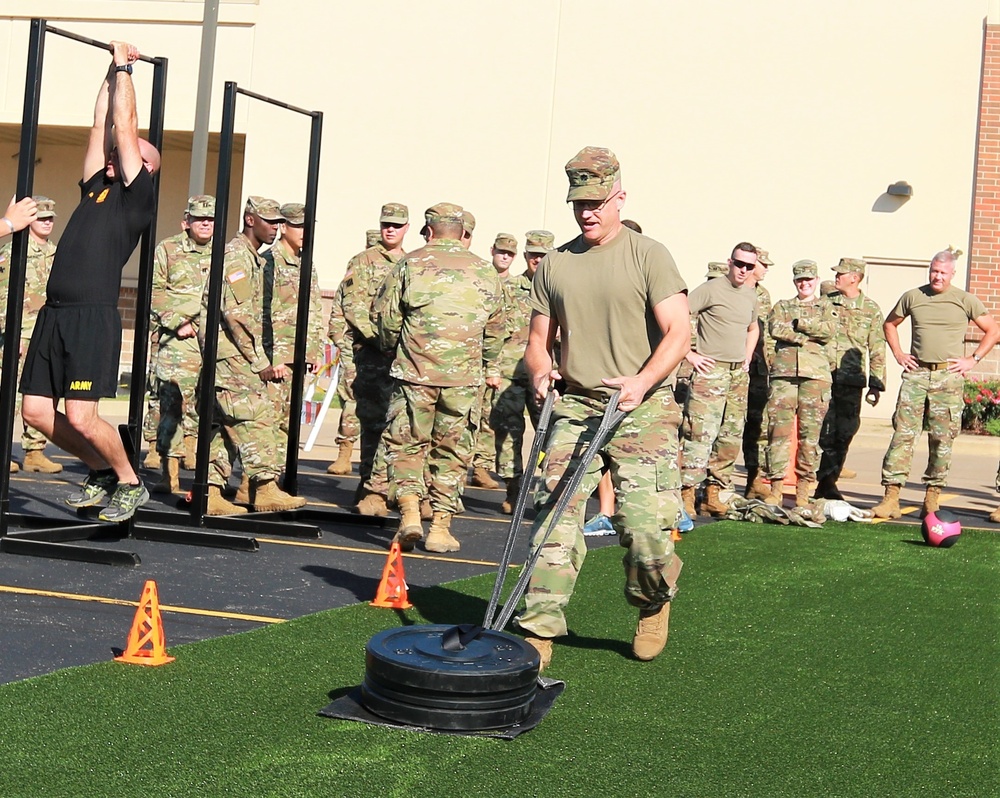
[1,522,997,797]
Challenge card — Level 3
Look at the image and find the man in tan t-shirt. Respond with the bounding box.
[516,146,690,672]
[679,242,759,517]
[873,250,998,518]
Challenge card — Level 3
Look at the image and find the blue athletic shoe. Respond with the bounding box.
[677,507,694,533]
[583,513,615,536]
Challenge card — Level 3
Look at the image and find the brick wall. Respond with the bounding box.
[968,22,1000,380]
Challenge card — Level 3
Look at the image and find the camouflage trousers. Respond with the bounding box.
[471,383,498,473]
[266,376,301,468]
[492,377,529,480]
[680,363,749,489]
[352,345,395,484]
[335,351,359,445]
[742,371,769,475]
[142,335,161,444]
[363,392,439,506]
[4,347,49,452]
[881,369,963,488]
[155,339,202,458]
[208,357,281,486]
[765,377,831,483]
[818,383,863,482]
[515,390,683,639]
[384,381,479,515]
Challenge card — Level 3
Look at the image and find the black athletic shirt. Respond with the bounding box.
[45,168,155,306]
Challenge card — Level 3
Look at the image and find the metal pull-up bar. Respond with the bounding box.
[190,81,323,519]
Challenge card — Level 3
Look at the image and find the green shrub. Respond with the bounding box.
[962,379,1000,434]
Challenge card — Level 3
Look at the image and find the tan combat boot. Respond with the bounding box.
[795,480,816,509]
[253,478,307,512]
[989,506,1000,523]
[633,602,671,661]
[470,466,500,489]
[9,460,18,473]
[746,474,771,501]
[151,457,180,494]
[839,467,857,480]
[681,485,697,518]
[500,477,521,515]
[872,484,902,519]
[921,486,941,519]
[326,440,354,475]
[143,448,161,470]
[525,637,553,673]
[395,494,424,552]
[23,450,63,474]
[425,511,460,552]
[206,485,248,516]
[420,498,433,520]
[703,484,730,517]
[356,490,389,516]
[180,437,197,471]
[235,472,251,504]
[763,479,784,507]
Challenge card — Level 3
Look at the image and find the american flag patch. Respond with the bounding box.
[227,270,246,283]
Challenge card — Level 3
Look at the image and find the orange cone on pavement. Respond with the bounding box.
[114,580,175,666]
[371,541,413,609]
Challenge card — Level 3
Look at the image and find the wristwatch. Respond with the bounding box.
[973,353,982,363]
[115,63,133,75]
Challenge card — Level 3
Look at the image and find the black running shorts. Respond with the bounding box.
[19,304,122,400]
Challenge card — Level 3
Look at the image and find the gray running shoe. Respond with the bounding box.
[65,470,119,508]
[98,482,150,523]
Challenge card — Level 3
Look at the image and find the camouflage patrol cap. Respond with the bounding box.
[792,259,819,279]
[524,230,555,254]
[565,146,621,202]
[462,210,476,235]
[245,195,283,221]
[32,196,56,218]
[755,248,773,266]
[185,194,215,217]
[493,233,518,254]
[832,257,866,275]
[706,261,729,278]
[366,229,380,248]
[424,202,465,225]
[280,203,305,225]
[379,203,408,224]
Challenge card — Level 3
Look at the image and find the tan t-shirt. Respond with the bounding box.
[892,285,987,362]
[688,277,758,361]
[531,226,687,395]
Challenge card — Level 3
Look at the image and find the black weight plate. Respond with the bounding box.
[365,625,539,694]
[362,671,537,711]
[361,680,535,731]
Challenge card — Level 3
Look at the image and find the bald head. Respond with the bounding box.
[139,138,161,175]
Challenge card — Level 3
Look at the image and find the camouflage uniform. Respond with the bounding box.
[200,207,283,488]
[0,209,57,455]
[818,260,886,482]
[766,264,836,483]
[151,219,213,458]
[342,204,407,487]
[262,204,325,464]
[373,211,504,515]
[743,277,773,477]
[327,277,358,447]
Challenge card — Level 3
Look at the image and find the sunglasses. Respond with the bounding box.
[732,261,755,271]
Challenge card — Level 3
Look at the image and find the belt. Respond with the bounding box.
[717,360,745,371]
[916,360,949,371]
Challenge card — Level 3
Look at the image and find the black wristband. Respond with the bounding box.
[115,63,133,75]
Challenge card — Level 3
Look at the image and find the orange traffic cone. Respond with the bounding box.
[671,528,682,542]
[371,541,413,609]
[114,580,175,666]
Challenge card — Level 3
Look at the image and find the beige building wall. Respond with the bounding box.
[0,0,994,418]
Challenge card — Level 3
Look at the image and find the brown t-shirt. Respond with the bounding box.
[688,277,758,362]
[531,227,687,395]
[891,285,987,362]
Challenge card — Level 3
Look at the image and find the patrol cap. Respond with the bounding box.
[424,202,465,225]
[706,261,729,278]
[792,259,819,279]
[565,146,620,202]
[366,228,380,248]
[245,195,283,221]
[524,230,555,254]
[32,196,56,218]
[379,202,408,224]
[186,194,215,217]
[280,203,305,225]
[493,233,518,254]
[832,257,866,276]
[820,280,837,296]
[462,210,476,235]
[755,248,773,266]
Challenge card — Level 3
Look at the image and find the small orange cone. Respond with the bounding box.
[371,541,413,609]
[671,528,682,542]
[114,580,175,666]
